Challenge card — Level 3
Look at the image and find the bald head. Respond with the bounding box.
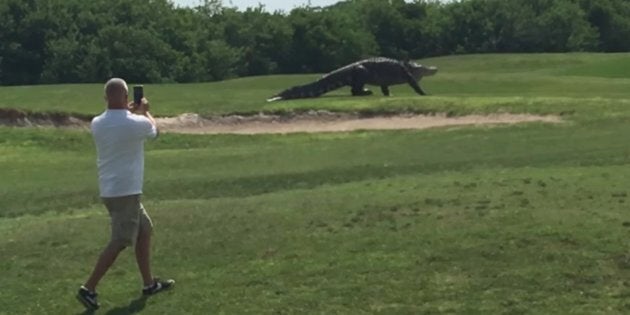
[104,78,129,109]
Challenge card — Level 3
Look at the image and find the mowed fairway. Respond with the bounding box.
[3,53,630,314]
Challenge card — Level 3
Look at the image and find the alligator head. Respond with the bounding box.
[405,61,438,80]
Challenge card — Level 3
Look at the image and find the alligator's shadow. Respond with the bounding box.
[289,92,377,100]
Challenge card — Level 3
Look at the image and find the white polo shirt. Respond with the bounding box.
[91,109,158,198]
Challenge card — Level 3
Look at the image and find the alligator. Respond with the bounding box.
[267,57,438,102]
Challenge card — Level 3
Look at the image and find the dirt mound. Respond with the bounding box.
[0,108,91,128]
[156,111,562,134]
[0,109,562,134]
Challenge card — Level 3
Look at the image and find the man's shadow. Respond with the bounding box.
[104,295,149,315]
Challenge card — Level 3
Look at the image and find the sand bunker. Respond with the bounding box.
[156,112,562,135]
[0,108,562,134]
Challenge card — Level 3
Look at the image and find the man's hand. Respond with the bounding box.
[127,101,137,112]
[137,98,150,114]
[128,98,150,115]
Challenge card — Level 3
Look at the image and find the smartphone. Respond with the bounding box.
[133,85,144,104]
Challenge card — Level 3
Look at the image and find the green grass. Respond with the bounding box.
[3,53,630,313]
[2,52,630,117]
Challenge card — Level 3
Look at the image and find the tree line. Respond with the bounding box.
[1,0,629,85]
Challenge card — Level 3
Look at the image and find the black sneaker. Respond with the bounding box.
[76,286,100,310]
[142,278,175,295]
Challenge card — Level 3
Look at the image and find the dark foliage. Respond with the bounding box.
[0,0,625,85]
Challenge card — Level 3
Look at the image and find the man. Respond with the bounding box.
[77,78,174,310]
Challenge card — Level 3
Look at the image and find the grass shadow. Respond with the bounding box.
[104,295,148,315]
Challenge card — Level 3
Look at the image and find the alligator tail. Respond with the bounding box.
[267,73,348,102]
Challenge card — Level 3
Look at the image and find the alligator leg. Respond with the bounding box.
[407,77,426,95]
[403,69,427,95]
[380,85,390,96]
[350,65,372,96]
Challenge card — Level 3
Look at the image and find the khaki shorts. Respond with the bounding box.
[102,195,153,247]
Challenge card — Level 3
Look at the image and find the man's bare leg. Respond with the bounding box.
[84,242,126,291]
[135,227,153,287]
